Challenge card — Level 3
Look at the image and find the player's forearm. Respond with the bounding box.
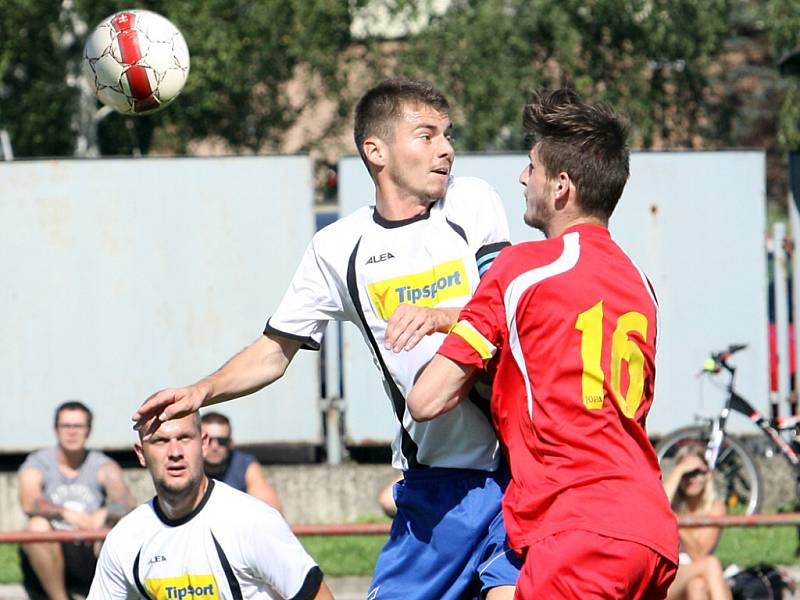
[198,335,296,406]
[25,496,63,520]
[435,307,462,332]
[408,354,475,421]
[662,473,681,504]
[313,582,334,600]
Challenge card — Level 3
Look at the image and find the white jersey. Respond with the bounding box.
[267,176,510,470]
[88,480,322,600]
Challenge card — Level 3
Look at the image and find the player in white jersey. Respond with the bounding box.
[134,78,520,600]
[267,174,507,471]
[88,413,332,600]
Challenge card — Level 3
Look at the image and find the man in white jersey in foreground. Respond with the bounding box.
[88,413,332,600]
[133,78,519,599]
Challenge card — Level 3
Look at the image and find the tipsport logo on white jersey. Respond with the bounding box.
[145,574,219,599]
[367,259,470,319]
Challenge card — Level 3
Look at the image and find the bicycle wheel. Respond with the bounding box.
[655,425,763,515]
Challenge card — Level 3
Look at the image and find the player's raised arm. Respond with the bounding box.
[407,354,477,421]
[132,334,303,429]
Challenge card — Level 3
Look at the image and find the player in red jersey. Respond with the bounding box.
[408,89,679,599]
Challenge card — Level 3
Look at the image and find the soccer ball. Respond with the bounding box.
[83,10,190,115]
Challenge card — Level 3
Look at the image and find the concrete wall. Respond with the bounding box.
[0,455,796,532]
[0,464,397,532]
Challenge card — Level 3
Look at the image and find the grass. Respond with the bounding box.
[300,535,387,577]
[717,526,799,567]
[0,527,796,582]
[0,537,385,582]
[0,544,21,584]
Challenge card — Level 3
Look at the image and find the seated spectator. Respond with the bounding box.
[18,400,136,600]
[200,411,283,513]
[663,446,732,600]
[88,413,333,599]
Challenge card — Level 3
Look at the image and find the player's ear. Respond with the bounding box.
[363,136,386,169]
[554,171,572,207]
[134,441,146,468]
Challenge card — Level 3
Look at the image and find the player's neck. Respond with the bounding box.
[545,215,607,239]
[204,459,227,477]
[57,446,87,471]
[684,494,705,515]
[158,476,209,521]
[374,186,432,221]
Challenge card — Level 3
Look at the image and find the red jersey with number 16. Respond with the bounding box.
[438,224,678,562]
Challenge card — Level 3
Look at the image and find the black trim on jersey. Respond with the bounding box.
[152,478,215,527]
[290,566,324,600]
[476,241,511,262]
[372,207,431,228]
[467,387,493,426]
[210,531,243,600]
[445,218,468,245]
[264,320,321,351]
[346,238,427,469]
[133,548,154,599]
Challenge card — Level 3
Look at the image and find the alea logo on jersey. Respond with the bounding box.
[367,259,470,319]
[366,252,394,264]
[145,574,219,599]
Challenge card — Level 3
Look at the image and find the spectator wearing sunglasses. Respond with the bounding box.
[663,445,732,600]
[200,411,283,513]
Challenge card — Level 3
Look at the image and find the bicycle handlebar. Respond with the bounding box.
[702,343,749,373]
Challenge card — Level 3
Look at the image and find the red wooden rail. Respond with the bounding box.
[678,513,800,528]
[0,522,392,544]
[2,514,800,544]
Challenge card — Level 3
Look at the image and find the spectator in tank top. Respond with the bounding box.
[18,400,136,600]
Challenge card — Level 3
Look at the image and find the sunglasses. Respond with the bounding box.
[56,423,89,430]
[681,468,709,481]
[207,436,231,447]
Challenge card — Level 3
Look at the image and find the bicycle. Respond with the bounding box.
[654,343,800,515]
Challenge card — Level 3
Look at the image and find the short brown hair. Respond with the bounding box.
[54,400,92,429]
[354,78,450,171]
[201,411,231,428]
[523,89,629,220]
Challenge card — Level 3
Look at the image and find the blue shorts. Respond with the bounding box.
[368,465,521,600]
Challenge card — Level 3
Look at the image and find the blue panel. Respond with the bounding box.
[0,156,320,451]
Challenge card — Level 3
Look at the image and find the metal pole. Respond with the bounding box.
[0,130,13,161]
[790,154,800,416]
[774,222,791,419]
[322,322,344,465]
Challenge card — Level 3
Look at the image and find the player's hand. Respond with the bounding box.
[61,508,96,530]
[132,385,207,431]
[384,305,454,353]
[675,454,709,477]
[673,454,709,480]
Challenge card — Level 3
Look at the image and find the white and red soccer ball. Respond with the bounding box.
[83,9,190,115]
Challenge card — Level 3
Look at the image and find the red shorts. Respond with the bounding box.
[516,530,677,599]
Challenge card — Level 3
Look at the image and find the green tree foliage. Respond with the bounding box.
[768,0,800,152]
[391,0,732,151]
[1,0,795,159]
[0,0,359,157]
[0,0,81,157]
